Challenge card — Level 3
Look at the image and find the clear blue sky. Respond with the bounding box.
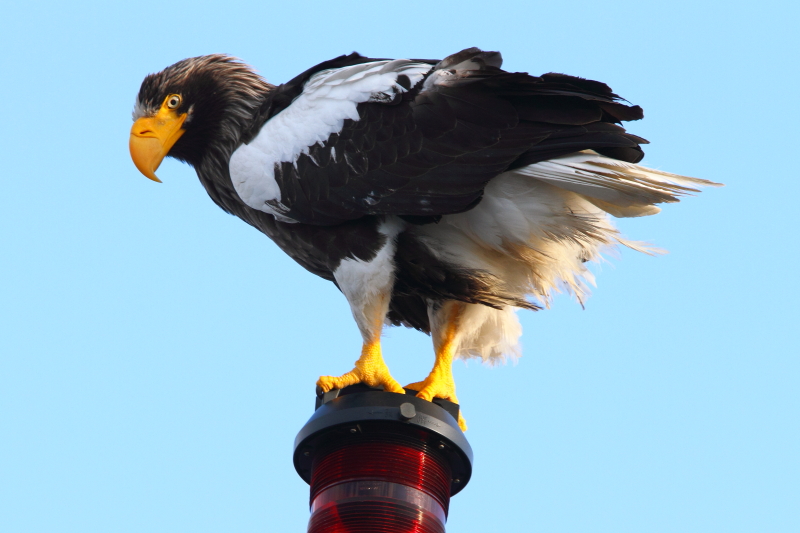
[1,1,797,531]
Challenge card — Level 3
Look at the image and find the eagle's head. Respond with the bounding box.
[129,55,271,182]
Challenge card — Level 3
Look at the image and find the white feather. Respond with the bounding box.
[413,156,719,363]
[334,217,406,341]
[229,61,432,219]
[514,150,721,217]
[448,304,522,364]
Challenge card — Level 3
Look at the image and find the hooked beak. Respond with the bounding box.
[129,107,187,182]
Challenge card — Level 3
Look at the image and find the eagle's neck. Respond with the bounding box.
[183,75,274,215]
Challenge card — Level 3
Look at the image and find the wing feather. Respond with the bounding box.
[515,150,722,217]
[233,48,651,225]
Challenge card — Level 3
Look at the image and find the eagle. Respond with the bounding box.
[129,48,719,430]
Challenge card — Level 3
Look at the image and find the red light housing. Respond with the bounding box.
[294,386,472,533]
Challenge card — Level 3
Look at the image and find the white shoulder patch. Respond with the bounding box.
[229,60,433,219]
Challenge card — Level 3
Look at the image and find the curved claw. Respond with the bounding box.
[405,378,468,432]
[317,341,404,394]
[317,370,404,394]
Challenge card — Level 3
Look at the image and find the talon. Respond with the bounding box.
[317,340,404,394]
[404,373,457,403]
[404,375,467,431]
[317,373,358,393]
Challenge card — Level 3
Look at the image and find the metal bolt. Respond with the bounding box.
[350,427,358,433]
[438,443,446,450]
[453,478,461,484]
[303,451,310,457]
[399,402,416,420]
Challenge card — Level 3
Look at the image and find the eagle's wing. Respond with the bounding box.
[230,48,648,225]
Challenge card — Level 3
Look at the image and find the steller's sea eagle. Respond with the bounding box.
[129,48,720,430]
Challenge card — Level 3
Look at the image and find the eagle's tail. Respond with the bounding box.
[415,152,721,363]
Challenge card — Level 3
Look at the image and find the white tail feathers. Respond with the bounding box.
[417,152,720,363]
[514,150,722,218]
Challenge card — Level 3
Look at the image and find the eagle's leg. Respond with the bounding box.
[317,222,405,394]
[405,301,468,431]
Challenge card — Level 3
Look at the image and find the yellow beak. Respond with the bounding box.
[129,106,187,183]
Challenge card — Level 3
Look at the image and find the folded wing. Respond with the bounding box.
[230,48,650,225]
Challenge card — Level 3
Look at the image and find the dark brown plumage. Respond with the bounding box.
[130,48,718,430]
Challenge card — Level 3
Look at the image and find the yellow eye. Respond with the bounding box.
[165,94,181,109]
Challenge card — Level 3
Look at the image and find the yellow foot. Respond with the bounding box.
[317,341,405,394]
[317,370,404,394]
[405,376,468,432]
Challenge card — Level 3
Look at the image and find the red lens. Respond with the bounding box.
[307,429,452,533]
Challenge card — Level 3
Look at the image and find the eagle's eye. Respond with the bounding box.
[165,94,182,109]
